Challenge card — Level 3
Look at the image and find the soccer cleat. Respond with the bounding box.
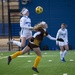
[8,56,12,65]
[7,39,13,44]
[61,58,66,62]
[32,67,39,73]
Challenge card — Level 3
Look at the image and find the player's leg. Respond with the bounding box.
[7,39,21,47]
[27,32,32,55]
[32,47,42,73]
[59,42,66,62]
[7,37,26,48]
[63,43,69,58]
[20,36,31,55]
[12,29,27,48]
[20,37,26,49]
[8,46,31,65]
[59,46,65,62]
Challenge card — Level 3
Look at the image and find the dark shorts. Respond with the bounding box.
[28,42,39,49]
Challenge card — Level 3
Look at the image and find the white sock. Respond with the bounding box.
[60,51,64,60]
[12,40,21,47]
[63,50,67,57]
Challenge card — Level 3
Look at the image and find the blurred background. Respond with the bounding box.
[0,0,75,51]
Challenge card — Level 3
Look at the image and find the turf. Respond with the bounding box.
[0,50,75,75]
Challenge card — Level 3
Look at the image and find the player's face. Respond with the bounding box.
[26,11,29,16]
[61,24,65,29]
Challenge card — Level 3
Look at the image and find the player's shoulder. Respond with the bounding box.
[65,28,67,30]
[65,28,68,32]
[20,16,28,22]
[20,16,25,20]
[23,16,27,19]
[58,28,61,32]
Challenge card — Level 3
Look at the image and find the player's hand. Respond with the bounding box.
[57,38,64,42]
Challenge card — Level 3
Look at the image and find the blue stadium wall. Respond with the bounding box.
[0,0,75,49]
[19,0,75,50]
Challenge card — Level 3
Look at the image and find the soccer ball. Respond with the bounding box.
[35,6,43,14]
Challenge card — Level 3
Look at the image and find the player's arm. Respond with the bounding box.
[33,32,41,38]
[29,25,42,31]
[23,26,33,29]
[46,34,56,41]
[29,21,47,31]
[46,34,64,42]
[21,25,33,29]
[45,29,60,41]
[65,29,68,43]
[30,32,41,42]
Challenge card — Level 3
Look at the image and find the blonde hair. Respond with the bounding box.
[33,21,48,30]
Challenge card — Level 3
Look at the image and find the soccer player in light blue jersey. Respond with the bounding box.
[8,8,32,54]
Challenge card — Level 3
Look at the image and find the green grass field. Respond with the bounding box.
[0,50,75,75]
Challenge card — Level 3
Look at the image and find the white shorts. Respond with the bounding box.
[59,41,68,46]
[20,29,32,39]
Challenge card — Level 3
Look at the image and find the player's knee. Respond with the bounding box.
[38,56,42,60]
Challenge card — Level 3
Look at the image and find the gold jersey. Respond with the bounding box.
[31,27,48,46]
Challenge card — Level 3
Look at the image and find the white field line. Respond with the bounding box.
[33,74,37,75]
[27,60,32,62]
[0,55,57,59]
[18,55,57,57]
[70,59,74,61]
[0,56,7,59]
[63,73,68,75]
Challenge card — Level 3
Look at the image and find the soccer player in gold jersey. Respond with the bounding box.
[8,21,64,73]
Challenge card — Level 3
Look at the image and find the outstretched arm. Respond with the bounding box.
[22,26,33,29]
[46,34,56,41]
[46,34,64,42]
